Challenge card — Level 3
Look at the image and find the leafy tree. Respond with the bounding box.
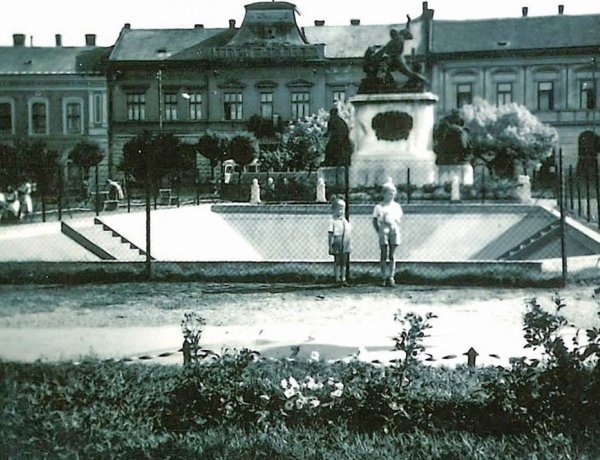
[197,132,229,180]
[230,132,259,183]
[246,115,283,139]
[259,147,291,173]
[17,139,59,220]
[69,140,104,180]
[285,109,328,174]
[460,98,559,177]
[0,142,18,185]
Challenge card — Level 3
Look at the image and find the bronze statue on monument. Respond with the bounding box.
[359,15,428,94]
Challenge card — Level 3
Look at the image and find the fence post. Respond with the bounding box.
[596,163,600,230]
[57,164,63,221]
[144,150,152,280]
[95,164,100,217]
[568,165,574,212]
[481,168,485,204]
[586,169,591,222]
[344,164,350,283]
[576,170,582,218]
[125,174,131,213]
[558,148,567,288]
[406,168,411,204]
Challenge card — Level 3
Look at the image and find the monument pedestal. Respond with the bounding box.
[349,93,438,187]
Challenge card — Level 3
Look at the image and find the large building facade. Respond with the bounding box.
[1,2,598,183]
[0,34,110,186]
[430,7,600,170]
[107,1,431,178]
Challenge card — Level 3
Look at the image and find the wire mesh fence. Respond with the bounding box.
[0,151,597,287]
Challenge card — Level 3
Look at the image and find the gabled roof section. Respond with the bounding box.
[432,14,600,54]
[109,27,226,61]
[226,1,307,46]
[0,46,110,75]
[304,16,428,59]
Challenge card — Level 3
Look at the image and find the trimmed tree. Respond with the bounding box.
[69,141,104,179]
[230,132,259,184]
[460,97,559,177]
[18,139,59,221]
[197,132,229,180]
[285,109,328,174]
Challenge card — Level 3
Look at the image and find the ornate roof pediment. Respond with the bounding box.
[286,78,314,88]
[255,80,279,89]
[217,79,247,89]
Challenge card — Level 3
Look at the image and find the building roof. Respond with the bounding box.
[304,23,406,59]
[0,46,110,75]
[109,28,226,61]
[432,14,600,55]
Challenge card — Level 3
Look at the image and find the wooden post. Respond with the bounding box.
[558,148,568,287]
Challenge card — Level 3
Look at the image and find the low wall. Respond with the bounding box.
[0,260,555,287]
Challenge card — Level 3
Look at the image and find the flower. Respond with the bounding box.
[331,389,343,398]
[280,378,288,389]
[308,398,320,408]
[288,376,300,389]
[284,388,296,399]
[284,400,294,411]
[310,351,320,362]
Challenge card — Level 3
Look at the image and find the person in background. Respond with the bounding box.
[328,196,352,287]
[18,180,33,220]
[372,179,403,287]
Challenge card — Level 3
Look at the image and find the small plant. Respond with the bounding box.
[181,311,206,365]
[393,311,437,374]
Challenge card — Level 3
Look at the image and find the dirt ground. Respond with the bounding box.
[0,282,598,329]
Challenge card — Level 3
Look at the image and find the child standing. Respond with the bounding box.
[328,196,351,286]
[372,180,403,287]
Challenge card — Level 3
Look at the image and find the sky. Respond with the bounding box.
[1,0,599,47]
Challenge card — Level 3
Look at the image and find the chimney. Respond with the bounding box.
[55,34,62,47]
[194,24,204,29]
[522,6,528,17]
[314,20,325,26]
[422,1,429,12]
[85,34,96,46]
[350,19,360,26]
[228,19,236,28]
[13,34,26,46]
[124,23,131,30]
[558,4,564,14]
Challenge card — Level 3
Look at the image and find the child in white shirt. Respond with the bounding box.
[372,180,403,286]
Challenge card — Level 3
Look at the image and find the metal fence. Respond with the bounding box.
[1,150,597,287]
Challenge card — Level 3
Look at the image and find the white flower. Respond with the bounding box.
[310,351,320,362]
[288,376,300,389]
[259,394,270,401]
[284,400,294,411]
[309,398,320,408]
[284,388,296,399]
[331,389,343,398]
[281,378,288,389]
[334,382,344,390]
[305,377,319,390]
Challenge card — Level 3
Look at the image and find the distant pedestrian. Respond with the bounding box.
[328,196,351,286]
[18,180,33,220]
[372,180,403,287]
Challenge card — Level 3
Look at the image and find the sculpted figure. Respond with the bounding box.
[360,15,428,93]
[323,108,352,167]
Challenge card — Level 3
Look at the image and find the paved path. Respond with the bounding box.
[1,284,597,368]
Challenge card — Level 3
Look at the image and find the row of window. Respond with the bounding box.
[0,94,104,136]
[126,90,347,122]
[455,80,597,110]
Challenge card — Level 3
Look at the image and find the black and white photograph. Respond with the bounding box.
[1,0,600,457]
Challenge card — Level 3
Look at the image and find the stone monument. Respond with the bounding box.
[316,177,327,203]
[349,15,438,187]
[250,178,261,204]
